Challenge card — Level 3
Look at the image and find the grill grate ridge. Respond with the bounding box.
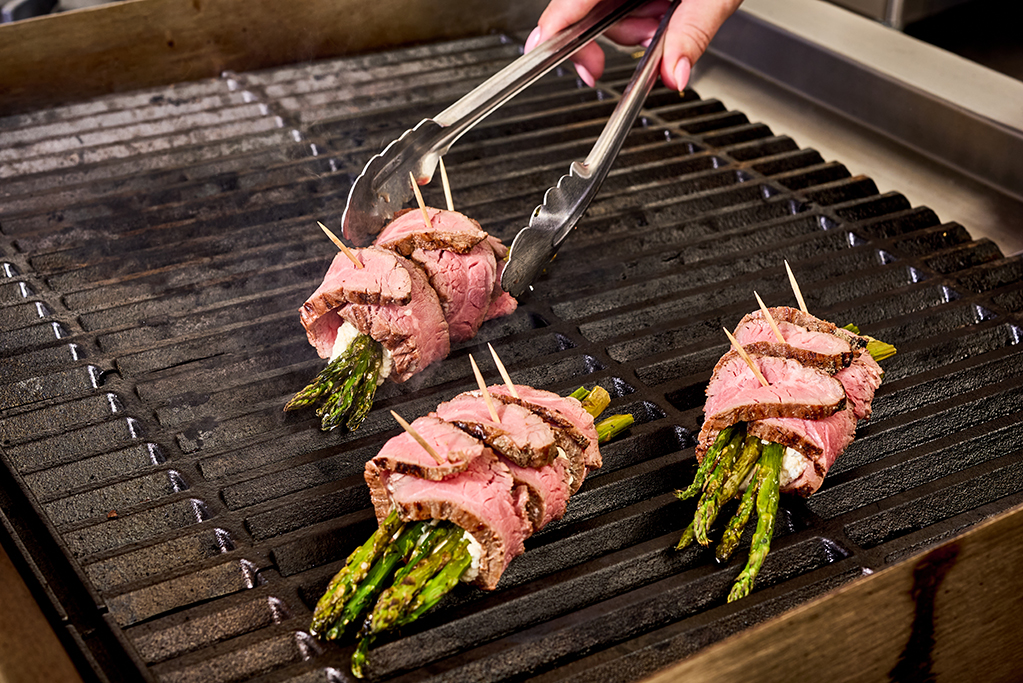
[2,33,1023,683]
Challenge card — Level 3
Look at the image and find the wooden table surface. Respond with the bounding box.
[0,544,82,683]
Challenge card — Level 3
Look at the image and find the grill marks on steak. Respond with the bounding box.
[302,247,415,316]
[698,307,882,497]
[364,385,598,589]
[376,207,488,255]
[370,415,489,480]
[700,351,847,439]
[434,392,559,468]
[488,385,600,494]
[735,315,854,374]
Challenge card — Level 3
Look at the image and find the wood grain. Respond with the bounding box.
[0,0,546,115]
[645,501,1023,683]
[0,545,83,683]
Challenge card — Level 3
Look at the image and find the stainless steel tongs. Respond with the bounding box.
[340,0,680,294]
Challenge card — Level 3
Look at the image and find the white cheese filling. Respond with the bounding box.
[778,447,805,488]
[383,493,483,583]
[460,530,483,583]
[737,441,805,490]
[330,318,392,384]
[555,447,573,489]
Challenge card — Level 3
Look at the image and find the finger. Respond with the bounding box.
[570,42,605,86]
[536,0,601,36]
[602,16,662,47]
[660,0,743,90]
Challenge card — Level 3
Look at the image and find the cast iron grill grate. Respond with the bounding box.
[2,33,1022,683]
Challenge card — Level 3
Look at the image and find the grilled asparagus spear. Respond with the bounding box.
[285,332,384,432]
[728,442,783,601]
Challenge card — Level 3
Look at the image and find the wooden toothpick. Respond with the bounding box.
[438,157,454,212]
[409,171,433,230]
[469,354,501,423]
[390,410,444,464]
[723,327,769,387]
[317,221,363,269]
[784,260,808,314]
[488,343,519,398]
[754,291,786,344]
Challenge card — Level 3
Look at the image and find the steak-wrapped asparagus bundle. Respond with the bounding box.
[289,208,517,431]
[310,384,633,677]
[678,306,894,601]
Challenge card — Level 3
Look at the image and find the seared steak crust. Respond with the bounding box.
[375,207,488,255]
[370,415,488,480]
[739,340,851,374]
[487,392,589,493]
[435,391,560,468]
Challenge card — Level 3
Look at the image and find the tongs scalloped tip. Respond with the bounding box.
[501,163,591,296]
[341,118,444,246]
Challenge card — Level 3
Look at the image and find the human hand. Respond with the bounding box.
[525,0,743,91]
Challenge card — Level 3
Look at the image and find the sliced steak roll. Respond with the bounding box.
[369,415,489,481]
[501,454,572,532]
[734,308,854,373]
[374,208,516,343]
[489,385,600,492]
[365,452,531,590]
[433,392,559,468]
[301,246,416,325]
[375,207,488,255]
[699,351,847,451]
[338,254,449,382]
[300,245,450,379]
[747,405,857,497]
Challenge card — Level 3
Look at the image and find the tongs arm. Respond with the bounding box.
[501,0,682,296]
[341,0,650,245]
[433,0,650,145]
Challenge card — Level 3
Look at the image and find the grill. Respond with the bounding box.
[3,18,1023,683]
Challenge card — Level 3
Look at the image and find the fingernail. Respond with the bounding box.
[674,57,692,92]
[575,63,596,88]
[524,26,542,53]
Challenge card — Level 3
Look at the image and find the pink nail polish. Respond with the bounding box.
[575,63,596,88]
[524,26,542,53]
[673,58,692,92]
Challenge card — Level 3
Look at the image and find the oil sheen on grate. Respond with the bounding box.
[2,33,1023,683]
